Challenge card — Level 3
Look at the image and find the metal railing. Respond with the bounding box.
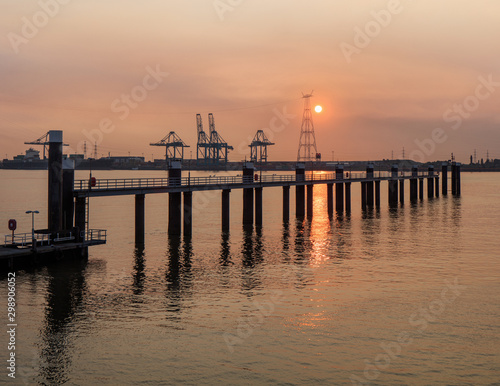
[81,229,107,242]
[74,171,437,192]
[53,231,75,242]
[4,233,51,247]
[4,230,108,246]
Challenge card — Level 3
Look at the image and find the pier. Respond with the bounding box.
[3,130,463,269]
[2,131,107,270]
[72,160,461,239]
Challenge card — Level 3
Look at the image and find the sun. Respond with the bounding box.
[314,105,322,113]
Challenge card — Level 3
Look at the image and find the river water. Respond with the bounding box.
[0,170,499,385]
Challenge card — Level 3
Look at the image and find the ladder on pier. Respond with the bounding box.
[85,195,90,239]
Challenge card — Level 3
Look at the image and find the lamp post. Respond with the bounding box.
[25,210,39,251]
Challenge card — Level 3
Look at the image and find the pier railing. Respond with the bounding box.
[3,230,106,247]
[4,233,51,247]
[74,171,434,192]
[81,229,107,243]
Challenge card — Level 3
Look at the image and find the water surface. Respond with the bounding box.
[1,170,499,385]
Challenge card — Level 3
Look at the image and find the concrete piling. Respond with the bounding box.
[388,165,398,204]
[168,161,182,235]
[427,166,434,198]
[222,189,230,231]
[419,177,424,200]
[135,194,145,244]
[366,164,374,207]
[48,130,63,233]
[442,163,448,195]
[327,183,333,217]
[243,162,255,225]
[361,181,367,210]
[335,165,344,212]
[282,186,290,222]
[399,179,405,204]
[375,180,381,208]
[307,184,313,218]
[183,191,193,235]
[75,197,85,241]
[410,166,418,201]
[345,182,351,213]
[255,187,263,226]
[451,162,462,196]
[62,159,75,232]
[295,163,305,217]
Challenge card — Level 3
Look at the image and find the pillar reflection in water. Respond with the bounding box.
[332,214,352,259]
[240,225,264,291]
[282,221,290,258]
[293,219,307,263]
[39,259,87,385]
[219,231,232,266]
[164,235,193,316]
[132,243,146,296]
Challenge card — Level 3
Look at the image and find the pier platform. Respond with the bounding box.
[1,230,106,270]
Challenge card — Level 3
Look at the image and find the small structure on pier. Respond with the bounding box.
[196,113,233,166]
[150,131,189,166]
[249,130,274,163]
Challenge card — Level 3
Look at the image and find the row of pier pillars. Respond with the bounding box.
[44,132,462,242]
[139,161,461,239]
[360,164,444,209]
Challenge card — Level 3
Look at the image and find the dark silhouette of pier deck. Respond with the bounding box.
[3,130,462,269]
[72,161,461,241]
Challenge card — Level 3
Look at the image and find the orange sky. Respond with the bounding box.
[1,1,499,163]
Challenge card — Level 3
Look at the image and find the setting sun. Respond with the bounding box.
[314,105,322,113]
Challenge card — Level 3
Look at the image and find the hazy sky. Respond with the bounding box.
[1,0,499,163]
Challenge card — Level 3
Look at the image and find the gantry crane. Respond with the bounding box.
[249,130,275,163]
[24,131,69,159]
[150,131,189,167]
[196,114,210,165]
[207,113,233,165]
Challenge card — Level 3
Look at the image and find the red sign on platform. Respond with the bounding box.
[8,219,17,231]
